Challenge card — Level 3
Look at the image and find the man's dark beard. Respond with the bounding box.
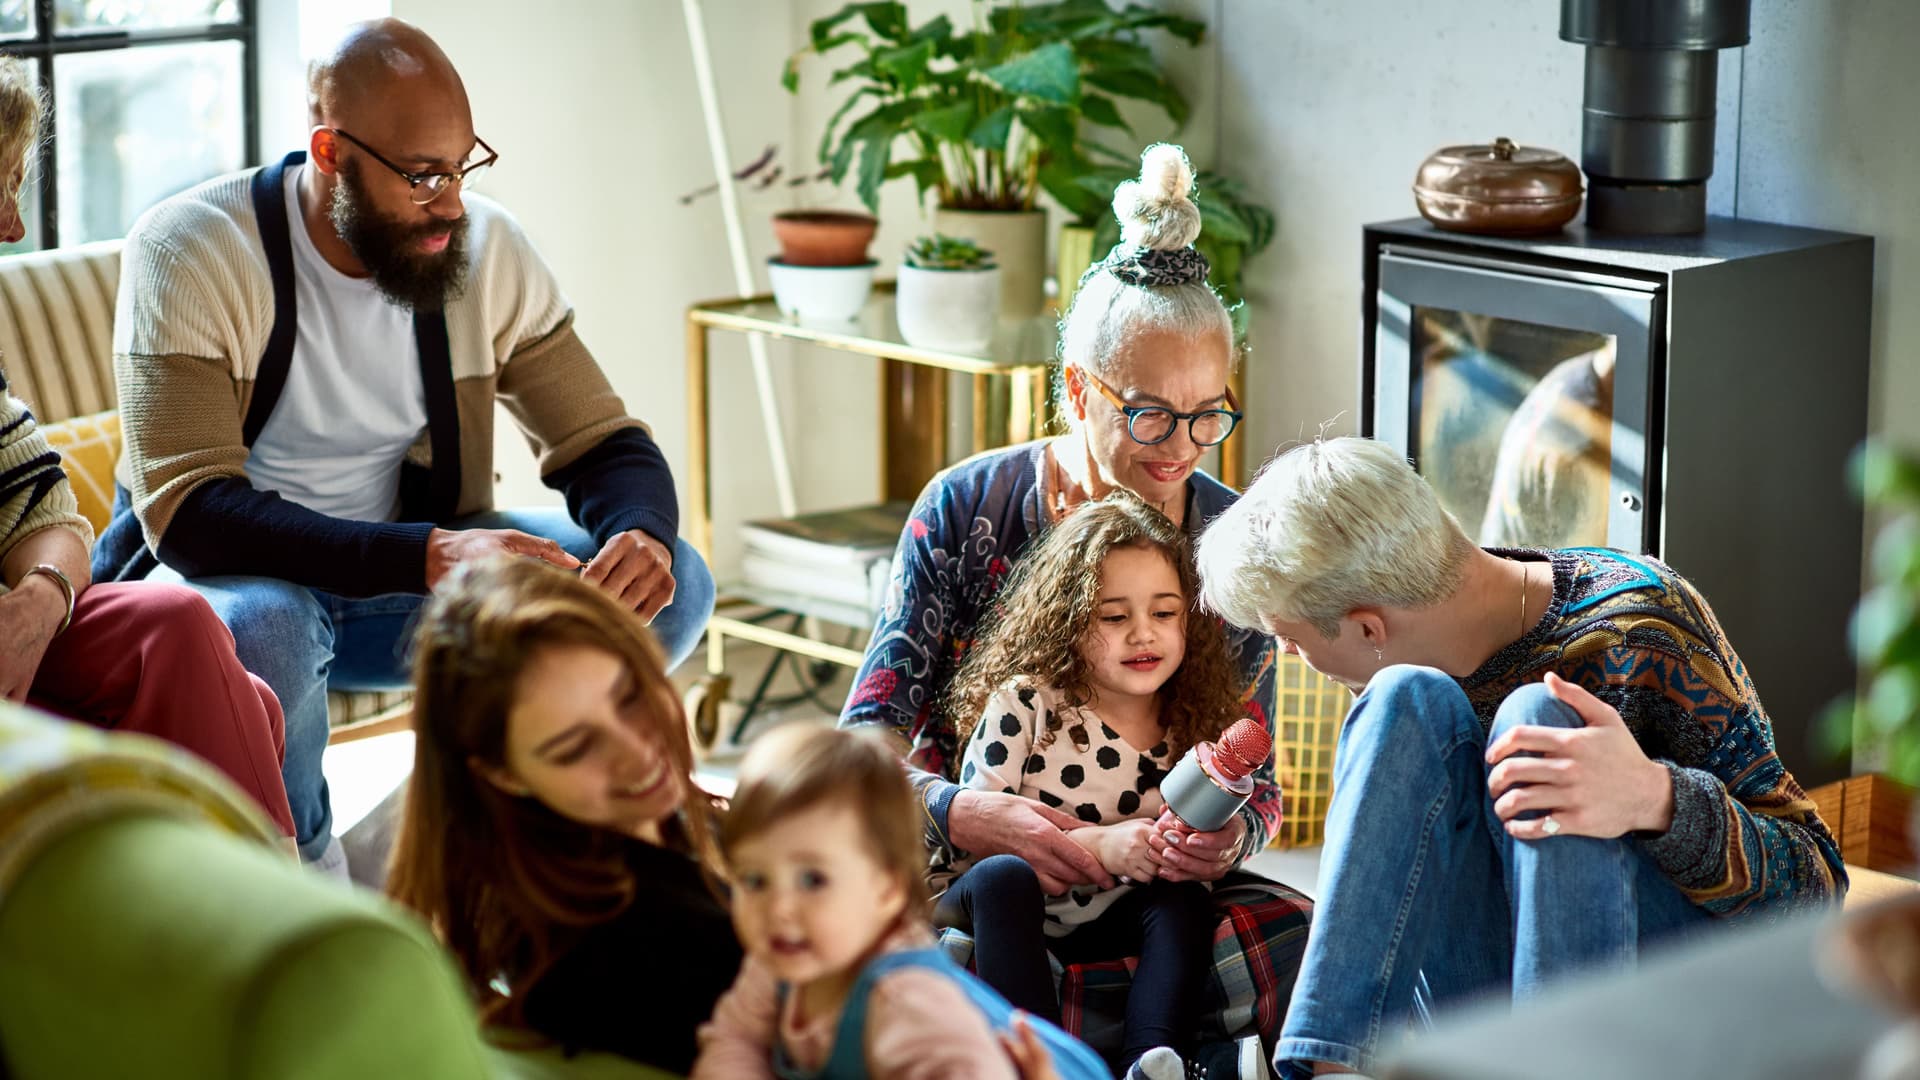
[327,158,470,311]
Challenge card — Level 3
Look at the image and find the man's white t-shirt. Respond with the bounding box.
[243,164,429,522]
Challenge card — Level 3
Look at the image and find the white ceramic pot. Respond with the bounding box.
[895,263,1001,354]
[767,258,876,323]
[931,207,1046,320]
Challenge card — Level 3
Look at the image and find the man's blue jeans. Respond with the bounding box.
[149,508,715,861]
[1274,666,1712,1079]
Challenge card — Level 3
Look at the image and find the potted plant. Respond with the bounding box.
[768,209,879,324]
[1827,442,1920,783]
[895,233,999,353]
[785,0,1202,320]
[1057,165,1276,340]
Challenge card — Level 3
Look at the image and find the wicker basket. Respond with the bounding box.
[1269,654,1352,848]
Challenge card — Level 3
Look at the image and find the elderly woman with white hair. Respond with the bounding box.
[839,144,1306,1077]
[1195,435,1846,1080]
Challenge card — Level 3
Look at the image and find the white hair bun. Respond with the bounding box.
[1113,143,1202,251]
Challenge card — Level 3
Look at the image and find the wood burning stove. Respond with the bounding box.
[1362,215,1872,783]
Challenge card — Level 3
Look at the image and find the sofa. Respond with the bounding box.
[0,700,669,1079]
[0,240,411,742]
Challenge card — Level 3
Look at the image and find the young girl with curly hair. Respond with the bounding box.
[934,492,1246,1080]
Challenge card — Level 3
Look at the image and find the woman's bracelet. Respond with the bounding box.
[22,564,75,636]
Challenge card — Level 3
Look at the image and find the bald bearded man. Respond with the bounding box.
[93,19,714,871]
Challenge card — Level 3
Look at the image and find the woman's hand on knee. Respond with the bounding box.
[1486,672,1677,840]
[949,790,1113,894]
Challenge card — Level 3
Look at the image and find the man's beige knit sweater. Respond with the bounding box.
[97,156,672,597]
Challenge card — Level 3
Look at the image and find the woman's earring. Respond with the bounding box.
[1374,647,1384,663]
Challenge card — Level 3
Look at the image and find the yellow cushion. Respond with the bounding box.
[39,410,120,535]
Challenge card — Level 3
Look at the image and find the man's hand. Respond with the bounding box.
[582,529,676,622]
[1146,808,1245,882]
[0,581,66,702]
[1072,819,1158,883]
[424,527,580,589]
[947,789,1113,895]
[1485,671,1676,841]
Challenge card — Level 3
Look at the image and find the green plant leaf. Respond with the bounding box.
[874,38,935,91]
[982,41,1081,105]
[1856,441,1920,505]
[828,133,860,185]
[1080,93,1128,130]
[908,13,952,43]
[1110,4,1205,44]
[853,1,908,42]
[886,158,945,205]
[828,57,879,86]
[1081,141,1137,165]
[912,101,977,144]
[1194,188,1253,245]
[1084,67,1189,127]
[1039,154,1108,222]
[808,3,874,49]
[1074,37,1159,77]
[842,100,921,143]
[855,136,892,213]
[1851,583,1916,667]
[816,86,879,163]
[1017,104,1078,152]
[969,106,1014,150]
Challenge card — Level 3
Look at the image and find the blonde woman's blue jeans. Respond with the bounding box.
[1273,666,1710,1079]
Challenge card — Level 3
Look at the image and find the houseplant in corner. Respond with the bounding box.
[784,0,1202,320]
[895,233,999,353]
[1825,441,1920,1071]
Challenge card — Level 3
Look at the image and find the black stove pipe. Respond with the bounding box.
[1561,0,1751,234]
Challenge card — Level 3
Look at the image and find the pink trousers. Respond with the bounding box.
[27,581,296,836]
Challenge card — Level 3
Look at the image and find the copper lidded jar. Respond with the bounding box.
[1413,137,1584,236]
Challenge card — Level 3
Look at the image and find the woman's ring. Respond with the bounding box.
[1541,815,1562,836]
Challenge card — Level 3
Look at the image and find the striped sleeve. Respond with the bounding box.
[0,378,94,554]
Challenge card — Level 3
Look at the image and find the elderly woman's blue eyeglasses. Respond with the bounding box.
[1076,367,1243,447]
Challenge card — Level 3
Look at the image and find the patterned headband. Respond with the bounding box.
[1084,243,1211,289]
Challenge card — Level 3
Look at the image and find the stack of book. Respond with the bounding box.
[739,501,914,615]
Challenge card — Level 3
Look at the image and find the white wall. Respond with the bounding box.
[389,0,800,577]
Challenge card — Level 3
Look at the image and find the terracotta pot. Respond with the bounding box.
[1414,137,1584,236]
[771,210,878,267]
[932,207,1047,320]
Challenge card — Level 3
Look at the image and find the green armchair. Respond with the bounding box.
[0,701,670,1079]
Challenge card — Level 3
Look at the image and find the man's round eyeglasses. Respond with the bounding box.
[1077,367,1243,447]
[328,128,497,205]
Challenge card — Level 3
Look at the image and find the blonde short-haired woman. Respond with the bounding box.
[1196,435,1846,1079]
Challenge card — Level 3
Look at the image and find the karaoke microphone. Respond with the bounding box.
[1159,717,1272,832]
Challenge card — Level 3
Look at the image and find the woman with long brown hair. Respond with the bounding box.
[386,557,738,1074]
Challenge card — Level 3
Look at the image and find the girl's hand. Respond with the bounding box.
[1075,819,1157,882]
[1146,808,1245,882]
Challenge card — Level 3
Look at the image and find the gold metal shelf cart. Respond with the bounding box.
[684,284,1055,751]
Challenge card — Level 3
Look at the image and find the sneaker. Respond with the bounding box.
[1184,1034,1271,1080]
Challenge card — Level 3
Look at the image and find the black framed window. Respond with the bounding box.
[2,0,258,254]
